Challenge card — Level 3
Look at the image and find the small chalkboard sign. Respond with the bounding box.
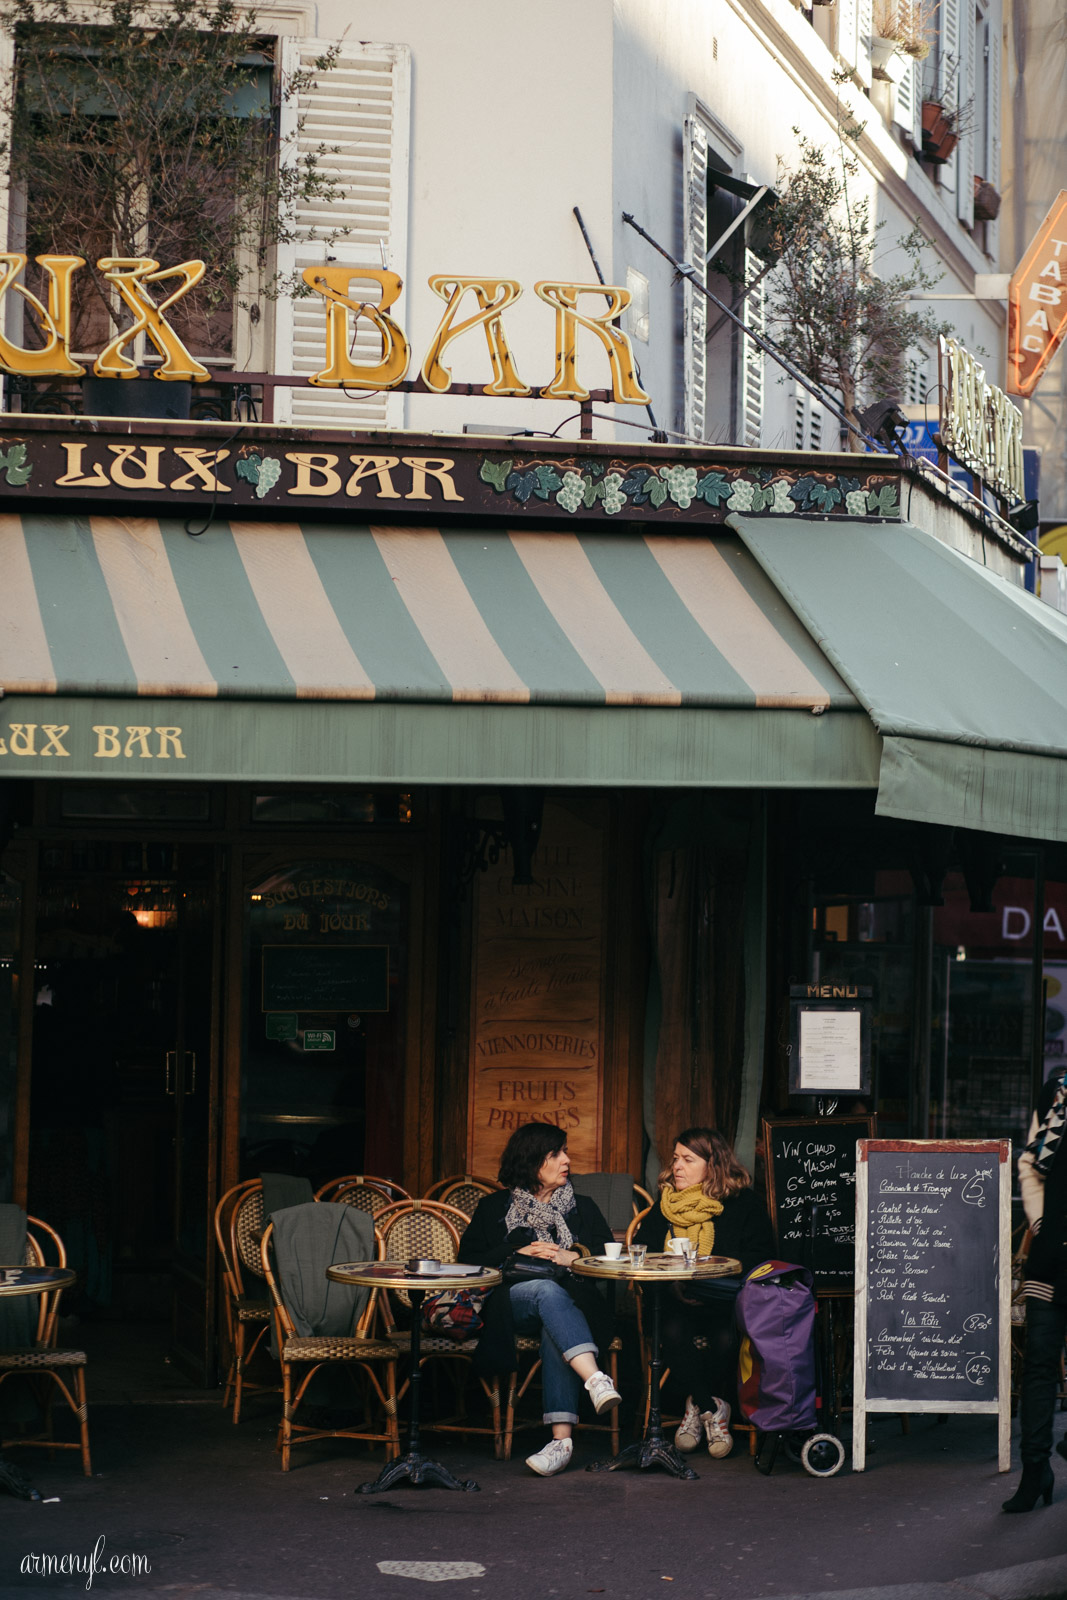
[853,1139,1011,1472]
[763,1117,874,1294]
[262,944,390,1014]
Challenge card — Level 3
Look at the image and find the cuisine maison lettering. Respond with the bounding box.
[0,255,650,401]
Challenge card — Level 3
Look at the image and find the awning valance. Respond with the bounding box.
[731,514,1067,842]
[0,513,874,785]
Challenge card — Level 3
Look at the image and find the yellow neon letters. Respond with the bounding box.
[303,267,410,390]
[534,281,651,404]
[0,254,86,377]
[422,277,529,395]
[94,258,210,381]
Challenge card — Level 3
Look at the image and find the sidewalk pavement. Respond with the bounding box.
[0,1390,1065,1600]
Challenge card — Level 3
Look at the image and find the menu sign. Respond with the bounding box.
[468,798,605,1174]
[852,1139,1011,1472]
[764,1117,874,1292]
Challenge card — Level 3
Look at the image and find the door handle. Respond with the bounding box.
[184,1052,197,1095]
[165,1050,176,1096]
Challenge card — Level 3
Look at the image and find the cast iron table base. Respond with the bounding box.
[587,1280,698,1480]
[357,1287,480,1494]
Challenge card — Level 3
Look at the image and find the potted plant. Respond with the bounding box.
[0,0,347,418]
[921,58,975,164]
[765,124,951,449]
[870,0,932,81]
[973,176,1002,222]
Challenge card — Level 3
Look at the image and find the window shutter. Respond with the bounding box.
[956,1,976,224]
[740,248,765,448]
[894,58,922,147]
[855,0,874,86]
[682,115,708,440]
[273,39,411,428]
[937,0,960,192]
[985,3,1002,257]
[837,0,859,70]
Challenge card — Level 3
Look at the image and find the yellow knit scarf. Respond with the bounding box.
[660,1183,723,1256]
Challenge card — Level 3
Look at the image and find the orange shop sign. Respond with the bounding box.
[1007,190,1067,398]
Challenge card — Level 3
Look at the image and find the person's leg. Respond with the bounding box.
[699,1299,741,1411]
[659,1298,716,1410]
[509,1280,593,1434]
[1019,1299,1067,1464]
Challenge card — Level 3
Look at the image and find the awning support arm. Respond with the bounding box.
[704,186,769,265]
[573,205,662,436]
[622,209,876,452]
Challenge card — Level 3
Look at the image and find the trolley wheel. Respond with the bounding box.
[801,1432,846,1477]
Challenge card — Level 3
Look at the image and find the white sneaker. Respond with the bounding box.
[584,1370,622,1415]
[525,1436,573,1476]
[674,1395,704,1452]
[701,1398,734,1458]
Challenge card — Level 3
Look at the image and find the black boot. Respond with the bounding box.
[1002,1460,1054,1512]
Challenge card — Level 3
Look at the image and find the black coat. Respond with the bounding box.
[1026,1075,1067,1297]
[635,1186,775,1277]
[458,1189,616,1377]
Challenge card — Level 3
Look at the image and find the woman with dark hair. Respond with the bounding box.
[635,1125,774,1458]
[458,1122,621,1476]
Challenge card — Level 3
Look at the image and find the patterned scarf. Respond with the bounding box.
[660,1182,723,1256]
[505,1181,576,1249]
[1025,1068,1067,1178]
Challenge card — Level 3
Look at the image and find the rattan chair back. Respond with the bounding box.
[633,1183,654,1214]
[374,1201,467,1313]
[231,1183,266,1286]
[24,1216,67,1346]
[314,1175,408,1214]
[422,1175,501,1217]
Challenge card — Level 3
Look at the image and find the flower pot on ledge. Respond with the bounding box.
[870,35,905,80]
[921,101,958,163]
[973,176,1002,221]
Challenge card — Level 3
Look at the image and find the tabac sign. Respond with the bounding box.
[938,337,1024,505]
[1007,190,1067,398]
[0,253,650,403]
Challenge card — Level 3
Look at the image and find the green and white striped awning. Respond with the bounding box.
[0,513,874,788]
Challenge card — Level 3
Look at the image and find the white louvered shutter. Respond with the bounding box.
[855,0,874,87]
[837,0,859,70]
[937,0,960,192]
[956,0,976,224]
[682,115,708,440]
[740,248,765,448]
[985,1,1002,258]
[894,58,922,147]
[273,39,411,428]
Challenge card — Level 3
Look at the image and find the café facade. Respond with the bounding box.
[2,406,1067,1383]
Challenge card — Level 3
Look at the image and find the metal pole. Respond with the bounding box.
[573,205,662,435]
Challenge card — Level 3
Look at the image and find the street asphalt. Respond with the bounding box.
[0,1395,1065,1600]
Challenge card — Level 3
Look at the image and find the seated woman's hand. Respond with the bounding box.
[518,1241,560,1259]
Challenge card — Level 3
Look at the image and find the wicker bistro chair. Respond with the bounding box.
[215,1180,277,1424]
[259,1220,399,1472]
[423,1175,502,1218]
[314,1176,411,1214]
[504,1324,624,1460]
[0,1217,91,1476]
[374,1200,507,1457]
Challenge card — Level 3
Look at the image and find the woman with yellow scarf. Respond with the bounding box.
[634,1126,774,1458]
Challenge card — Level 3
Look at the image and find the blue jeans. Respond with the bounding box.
[509,1279,598,1424]
[1019,1298,1067,1464]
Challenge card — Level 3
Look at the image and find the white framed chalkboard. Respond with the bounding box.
[852,1139,1011,1473]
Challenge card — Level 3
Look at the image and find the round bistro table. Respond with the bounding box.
[325,1261,501,1494]
[572,1252,740,1480]
[0,1266,77,1500]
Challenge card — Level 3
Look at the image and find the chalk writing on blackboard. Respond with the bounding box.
[262,944,390,1014]
[763,1117,874,1293]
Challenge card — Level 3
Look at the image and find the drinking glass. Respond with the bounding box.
[681,1238,697,1266]
[629,1244,647,1268]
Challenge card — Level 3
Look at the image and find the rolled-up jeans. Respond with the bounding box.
[508,1278,598,1424]
[1019,1298,1067,1464]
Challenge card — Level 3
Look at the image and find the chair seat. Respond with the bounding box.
[0,1346,87,1368]
[282,1335,396,1362]
[235,1297,271,1323]
[391,1331,481,1356]
[514,1333,622,1354]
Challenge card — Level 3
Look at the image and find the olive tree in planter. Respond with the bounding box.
[0,0,346,416]
[764,117,950,448]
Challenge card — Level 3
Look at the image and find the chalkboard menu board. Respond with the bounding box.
[853,1139,1011,1473]
[262,944,390,1014]
[763,1117,874,1293]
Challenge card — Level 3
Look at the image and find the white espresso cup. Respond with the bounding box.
[603,1241,624,1260]
[667,1237,688,1256]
